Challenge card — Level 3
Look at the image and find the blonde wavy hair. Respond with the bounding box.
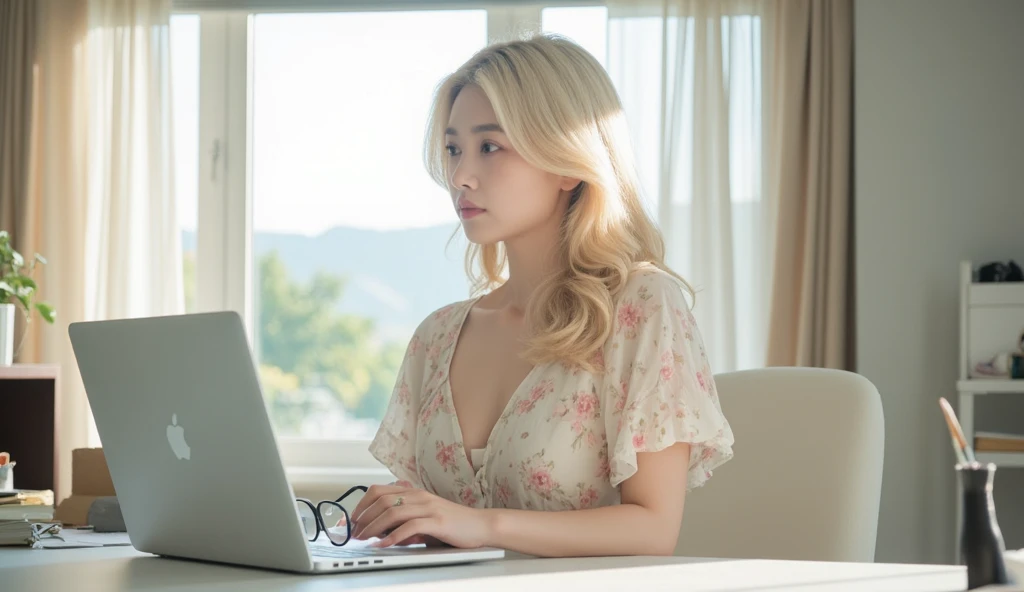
[424,33,693,373]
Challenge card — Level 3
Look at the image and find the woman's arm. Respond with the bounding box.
[352,443,690,557]
[485,443,689,557]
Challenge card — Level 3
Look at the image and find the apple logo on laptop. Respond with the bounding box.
[167,414,191,460]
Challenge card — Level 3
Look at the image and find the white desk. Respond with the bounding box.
[0,545,984,592]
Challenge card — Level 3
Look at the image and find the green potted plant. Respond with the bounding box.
[0,230,56,365]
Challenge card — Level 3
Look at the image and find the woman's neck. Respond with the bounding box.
[489,221,565,315]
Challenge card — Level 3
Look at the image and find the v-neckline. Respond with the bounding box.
[444,296,541,477]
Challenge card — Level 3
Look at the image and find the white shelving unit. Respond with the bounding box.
[976,451,1024,466]
[957,261,1024,468]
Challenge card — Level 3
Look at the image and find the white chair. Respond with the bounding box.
[675,367,885,563]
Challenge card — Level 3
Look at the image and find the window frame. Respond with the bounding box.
[175,1,607,485]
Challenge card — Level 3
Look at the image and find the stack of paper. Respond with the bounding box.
[0,520,39,546]
[37,528,132,549]
[0,489,55,521]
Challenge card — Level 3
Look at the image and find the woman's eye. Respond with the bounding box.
[445,144,460,157]
[482,142,500,154]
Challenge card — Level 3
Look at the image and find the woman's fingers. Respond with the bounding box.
[350,487,417,532]
[371,518,438,548]
[393,534,447,547]
[351,484,408,524]
[353,494,412,539]
[356,497,428,540]
[393,534,428,547]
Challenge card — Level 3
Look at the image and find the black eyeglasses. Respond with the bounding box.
[295,485,367,546]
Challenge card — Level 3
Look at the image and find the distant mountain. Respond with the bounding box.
[182,225,476,343]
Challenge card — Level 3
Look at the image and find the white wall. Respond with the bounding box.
[856,0,1024,565]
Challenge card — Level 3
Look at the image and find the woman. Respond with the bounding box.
[351,34,734,557]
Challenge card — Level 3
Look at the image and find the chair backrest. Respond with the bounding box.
[675,367,885,563]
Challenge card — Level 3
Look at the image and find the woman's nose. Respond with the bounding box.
[450,157,479,190]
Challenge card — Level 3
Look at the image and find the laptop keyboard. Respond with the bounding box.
[310,546,382,558]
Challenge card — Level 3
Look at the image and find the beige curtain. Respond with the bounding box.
[0,0,36,254]
[764,0,853,370]
[18,0,91,503]
[13,0,182,501]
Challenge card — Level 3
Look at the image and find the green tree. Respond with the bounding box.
[255,251,404,433]
[258,362,309,434]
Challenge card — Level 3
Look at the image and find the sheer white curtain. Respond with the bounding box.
[83,0,183,321]
[25,0,182,498]
[607,0,773,372]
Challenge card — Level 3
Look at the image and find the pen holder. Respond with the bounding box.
[957,462,1015,590]
[0,463,13,491]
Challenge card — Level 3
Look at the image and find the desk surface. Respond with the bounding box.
[0,545,984,592]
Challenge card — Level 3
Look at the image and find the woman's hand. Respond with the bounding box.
[351,482,494,549]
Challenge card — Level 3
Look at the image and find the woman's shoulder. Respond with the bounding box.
[596,264,693,356]
[410,296,477,343]
[616,263,691,307]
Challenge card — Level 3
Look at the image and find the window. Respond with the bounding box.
[170,15,199,313]
[168,3,762,477]
[249,10,486,438]
[169,4,609,476]
[542,6,608,68]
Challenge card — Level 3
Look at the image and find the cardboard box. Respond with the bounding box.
[71,448,115,496]
[54,495,101,526]
[54,448,116,526]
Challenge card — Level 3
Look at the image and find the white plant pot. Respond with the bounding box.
[0,303,15,365]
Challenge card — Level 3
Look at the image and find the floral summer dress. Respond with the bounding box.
[368,267,734,511]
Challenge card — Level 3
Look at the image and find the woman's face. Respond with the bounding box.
[445,84,578,246]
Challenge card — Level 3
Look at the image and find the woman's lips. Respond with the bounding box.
[459,207,486,219]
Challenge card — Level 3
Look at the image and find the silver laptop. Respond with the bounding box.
[68,311,504,573]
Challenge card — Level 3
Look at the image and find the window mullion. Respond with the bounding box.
[196,14,229,315]
[224,13,255,343]
[195,10,251,345]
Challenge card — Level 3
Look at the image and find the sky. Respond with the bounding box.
[169,8,608,236]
